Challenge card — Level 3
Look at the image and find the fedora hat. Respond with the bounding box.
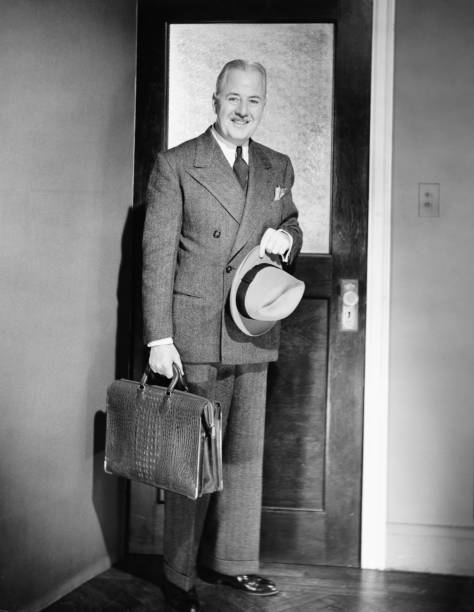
[229,246,305,337]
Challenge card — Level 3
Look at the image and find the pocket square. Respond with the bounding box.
[273,186,287,201]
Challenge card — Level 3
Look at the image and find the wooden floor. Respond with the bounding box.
[43,554,474,612]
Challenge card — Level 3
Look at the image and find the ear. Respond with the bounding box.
[212,93,218,114]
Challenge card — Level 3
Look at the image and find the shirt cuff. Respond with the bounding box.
[148,337,173,347]
[277,229,293,263]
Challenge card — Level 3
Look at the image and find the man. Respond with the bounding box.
[143,59,302,612]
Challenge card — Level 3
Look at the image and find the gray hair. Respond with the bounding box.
[215,60,267,96]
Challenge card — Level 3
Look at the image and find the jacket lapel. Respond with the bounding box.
[229,140,273,261]
[186,128,246,223]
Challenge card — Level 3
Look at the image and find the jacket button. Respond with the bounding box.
[213,230,221,238]
[225,265,233,273]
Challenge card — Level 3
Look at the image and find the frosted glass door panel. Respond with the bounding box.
[168,23,334,254]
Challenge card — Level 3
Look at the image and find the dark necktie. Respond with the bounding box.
[233,145,248,192]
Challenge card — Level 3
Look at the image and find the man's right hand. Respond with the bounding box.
[148,344,183,379]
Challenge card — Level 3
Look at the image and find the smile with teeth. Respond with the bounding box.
[232,118,251,126]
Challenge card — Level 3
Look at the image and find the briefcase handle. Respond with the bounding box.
[139,363,189,394]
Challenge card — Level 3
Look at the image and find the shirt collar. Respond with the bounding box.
[211,125,249,166]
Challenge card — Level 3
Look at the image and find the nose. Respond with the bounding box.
[236,99,249,117]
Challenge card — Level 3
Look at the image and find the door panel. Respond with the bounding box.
[130,0,372,568]
[263,299,329,510]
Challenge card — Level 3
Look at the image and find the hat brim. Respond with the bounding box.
[229,247,282,337]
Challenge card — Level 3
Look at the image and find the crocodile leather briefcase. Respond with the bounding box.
[105,365,223,500]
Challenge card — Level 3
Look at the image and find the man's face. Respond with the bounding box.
[213,68,266,145]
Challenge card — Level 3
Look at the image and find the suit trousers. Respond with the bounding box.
[163,362,269,591]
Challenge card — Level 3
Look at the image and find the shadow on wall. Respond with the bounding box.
[115,206,142,382]
[91,204,145,559]
[88,40,155,552]
[92,411,127,558]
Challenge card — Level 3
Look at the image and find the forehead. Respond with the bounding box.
[221,68,266,96]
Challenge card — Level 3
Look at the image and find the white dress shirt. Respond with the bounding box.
[211,126,249,164]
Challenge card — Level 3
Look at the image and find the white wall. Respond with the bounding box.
[0,1,136,609]
[387,0,474,575]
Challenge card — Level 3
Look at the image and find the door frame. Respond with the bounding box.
[361,0,395,570]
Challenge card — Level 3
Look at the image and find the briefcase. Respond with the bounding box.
[104,364,223,500]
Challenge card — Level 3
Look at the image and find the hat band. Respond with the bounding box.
[235,263,274,319]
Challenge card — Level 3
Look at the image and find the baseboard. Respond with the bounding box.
[387,522,474,576]
[19,555,115,612]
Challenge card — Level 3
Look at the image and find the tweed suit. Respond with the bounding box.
[142,126,302,591]
[142,127,302,364]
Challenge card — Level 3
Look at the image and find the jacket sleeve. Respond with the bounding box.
[142,152,182,344]
[277,156,303,264]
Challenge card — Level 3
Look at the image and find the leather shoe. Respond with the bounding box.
[162,577,200,611]
[198,566,279,596]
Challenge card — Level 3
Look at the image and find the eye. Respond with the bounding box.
[249,98,261,106]
[227,95,239,103]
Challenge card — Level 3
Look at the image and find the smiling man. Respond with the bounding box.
[213,63,266,143]
[142,60,302,612]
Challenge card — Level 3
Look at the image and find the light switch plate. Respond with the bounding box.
[419,183,440,217]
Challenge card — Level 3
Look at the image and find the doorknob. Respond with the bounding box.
[339,279,359,331]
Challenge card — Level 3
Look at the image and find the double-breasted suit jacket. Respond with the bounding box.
[142,126,303,364]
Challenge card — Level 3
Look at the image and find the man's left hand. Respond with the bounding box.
[259,228,291,258]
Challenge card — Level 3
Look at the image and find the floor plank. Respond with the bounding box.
[42,554,474,611]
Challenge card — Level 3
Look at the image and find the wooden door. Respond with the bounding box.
[260,5,372,567]
[129,0,372,568]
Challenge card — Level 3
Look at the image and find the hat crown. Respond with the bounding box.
[229,247,305,337]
